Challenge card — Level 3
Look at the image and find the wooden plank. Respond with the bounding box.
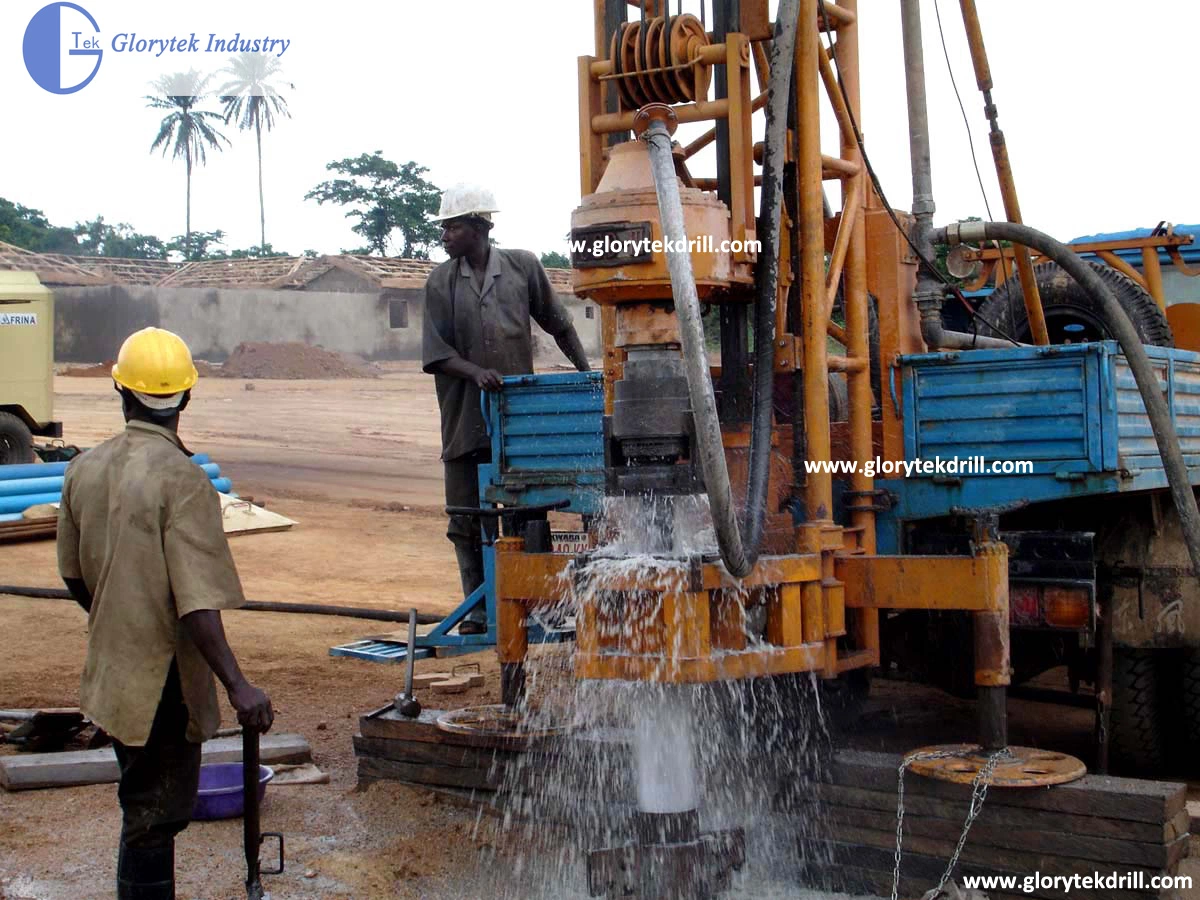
[0,708,80,722]
[356,756,499,791]
[831,750,1186,824]
[353,734,516,771]
[808,783,1175,844]
[810,802,1176,868]
[359,706,567,752]
[824,822,1187,880]
[0,733,311,791]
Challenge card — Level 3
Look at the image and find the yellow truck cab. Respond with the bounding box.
[0,271,61,464]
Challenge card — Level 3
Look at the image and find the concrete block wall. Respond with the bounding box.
[53,284,601,365]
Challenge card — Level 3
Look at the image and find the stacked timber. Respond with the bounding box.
[355,705,636,836]
[355,706,519,796]
[793,750,1191,900]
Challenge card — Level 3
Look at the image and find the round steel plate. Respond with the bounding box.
[906,744,1086,787]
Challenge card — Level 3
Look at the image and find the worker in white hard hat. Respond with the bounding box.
[57,327,273,899]
[423,183,591,633]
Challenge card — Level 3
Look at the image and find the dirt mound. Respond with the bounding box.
[219,342,380,380]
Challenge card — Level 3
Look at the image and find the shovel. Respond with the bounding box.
[243,728,285,899]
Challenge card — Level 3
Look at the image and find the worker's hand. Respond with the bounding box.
[473,367,504,392]
[228,680,274,734]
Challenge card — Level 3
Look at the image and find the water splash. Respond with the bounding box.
[493,494,842,899]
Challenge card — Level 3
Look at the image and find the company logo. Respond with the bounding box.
[23,2,102,95]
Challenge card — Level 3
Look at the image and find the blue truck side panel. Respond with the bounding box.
[482,371,606,514]
[876,343,1200,546]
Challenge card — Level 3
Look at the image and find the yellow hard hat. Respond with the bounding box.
[111,327,198,395]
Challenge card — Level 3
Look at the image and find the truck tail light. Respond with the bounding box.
[1043,586,1091,629]
[1010,584,1040,624]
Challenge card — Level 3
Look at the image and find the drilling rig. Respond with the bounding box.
[492,0,1025,893]
[340,2,1200,895]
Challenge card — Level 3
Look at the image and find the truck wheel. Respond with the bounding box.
[975,260,1173,346]
[0,411,34,465]
[1183,649,1200,768]
[1110,648,1163,773]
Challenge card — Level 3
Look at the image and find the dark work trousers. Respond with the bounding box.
[112,661,201,898]
[445,448,490,625]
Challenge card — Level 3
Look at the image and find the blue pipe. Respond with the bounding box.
[0,465,223,499]
[0,452,213,481]
[0,475,233,515]
[0,462,69,479]
[0,477,65,498]
[0,492,62,515]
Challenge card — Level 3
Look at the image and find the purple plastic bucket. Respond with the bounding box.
[191,763,274,821]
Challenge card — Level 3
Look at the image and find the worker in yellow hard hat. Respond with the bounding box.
[56,327,273,900]
[423,184,591,634]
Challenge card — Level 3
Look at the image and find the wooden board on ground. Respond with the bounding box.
[0,517,57,544]
[357,756,499,792]
[831,750,1187,824]
[807,783,1185,844]
[0,708,81,722]
[359,705,559,751]
[219,495,296,536]
[0,732,311,791]
[822,821,1187,879]
[807,801,1182,869]
[353,734,513,771]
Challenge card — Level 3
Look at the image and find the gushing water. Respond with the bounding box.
[633,691,697,814]
[493,495,848,899]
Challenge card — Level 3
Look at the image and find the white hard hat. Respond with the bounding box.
[431,183,499,223]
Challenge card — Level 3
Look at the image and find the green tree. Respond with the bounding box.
[305,152,441,258]
[167,229,227,261]
[540,250,571,269]
[0,198,77,252]
[218,53,292,252]
[229,243,289,258]
[73,216,167,259]
[146,70,229,254]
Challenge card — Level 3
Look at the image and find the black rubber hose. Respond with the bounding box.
[933,220,1200,582]
[0,586,443,625]
[643,0,799,578]
[742,0,800,559]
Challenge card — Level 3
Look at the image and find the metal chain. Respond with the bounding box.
[891,747,1009,900]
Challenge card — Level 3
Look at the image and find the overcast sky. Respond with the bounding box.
[4,1,1198,262]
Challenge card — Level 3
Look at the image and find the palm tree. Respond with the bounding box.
[219,54,292,252]
[146,70,228,257]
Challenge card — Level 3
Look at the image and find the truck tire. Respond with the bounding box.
[1110,648,1163,773]
[975,260,1173,346]
[0,411,34,465]
[1183,649,1200,767]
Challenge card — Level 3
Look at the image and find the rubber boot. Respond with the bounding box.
[117,841,175,900]
[454,541,487,633]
